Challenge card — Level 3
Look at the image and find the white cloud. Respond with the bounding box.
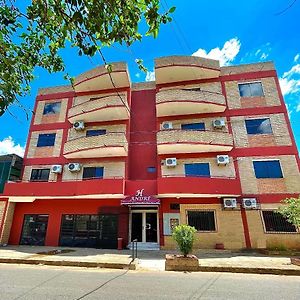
[241,43,271,63]
[294,53,299,62]
[135,73,141,79]
[0,136,25,157]
[145,70,155,81]
[296,102,300,112]
[260,52,268,60]
[279,63,300,96]
[192,37,241,66]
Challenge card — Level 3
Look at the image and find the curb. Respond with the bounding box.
[197,266,300,276]
[0,258,136,270]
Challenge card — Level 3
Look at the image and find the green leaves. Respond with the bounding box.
[278,197,300,227]
[172,224,197,256]
[0,0,175,115]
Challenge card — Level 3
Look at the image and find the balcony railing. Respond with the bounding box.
[3,178,124,198]
[157,175,241,197]
[63,132,128,158]
[157,129,233,154]
[156,88,226,116]
[68,93,129,123]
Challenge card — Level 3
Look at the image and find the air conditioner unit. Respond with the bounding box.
[73,121,85,130]
[161,122,173,130]
[217,155,230,165]
[213,119,225,129]
[68,163,81,172]
[165,158,177,167]
[242,198,257,209]
[51,165,63,174]
[223,198,237,208]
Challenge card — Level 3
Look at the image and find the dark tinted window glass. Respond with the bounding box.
[262,211,297,232]
[239,82,264,97]
[253,161,283,178]
[188,211,216,231]
[30,169,50,181]
[147,167,156,173]
[43,102,61,115]
[37,133,56,147]
[245,118,273,135]
[181,123,205,131]
[185,163,210,177]
[86,129,106,137]
[83,167,104,179]
[170,203,180,210]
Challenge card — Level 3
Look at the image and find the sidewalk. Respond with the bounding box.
[0,245,300,275]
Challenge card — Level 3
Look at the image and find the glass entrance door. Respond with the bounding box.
[131,211,158,243]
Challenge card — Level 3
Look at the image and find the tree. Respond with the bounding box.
[0,0,175,117]
[278,197,300,227]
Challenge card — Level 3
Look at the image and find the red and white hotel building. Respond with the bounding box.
[0,56,299,250]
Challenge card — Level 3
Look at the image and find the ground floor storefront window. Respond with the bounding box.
[20,214,49,246]
[59,214,118,249]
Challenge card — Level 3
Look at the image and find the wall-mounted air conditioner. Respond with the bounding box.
[161,122,173,130]
[51,165,63,174]
[223,198,237,208]
[242,198,257,209]
[165,158,177,167]
[213,119,225,129]
[68,163,81,172]
[73,121,85,130]
[217,155,230,165]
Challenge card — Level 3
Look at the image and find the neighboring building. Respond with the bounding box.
[0,154,23,193]
[0,56,299,249]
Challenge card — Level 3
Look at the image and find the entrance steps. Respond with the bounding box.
[128,242,160,251]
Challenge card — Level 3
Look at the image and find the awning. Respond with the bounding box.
[121,195,160,206]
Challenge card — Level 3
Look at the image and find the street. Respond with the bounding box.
[0,264,300,299]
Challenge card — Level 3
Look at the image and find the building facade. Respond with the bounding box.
[0,56,299,250]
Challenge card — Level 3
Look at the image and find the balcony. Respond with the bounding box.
[73,62,130,92]
[157,176,241,197]
[68,93,129,123]
[156,88,226,117]
[157,130,233,154]
[63,133,128,158]
[155,56,220,85]
[3,178,124,199]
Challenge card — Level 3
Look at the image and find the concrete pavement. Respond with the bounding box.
[0,245,300,275]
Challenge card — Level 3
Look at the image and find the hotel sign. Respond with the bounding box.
[121,189,160,205]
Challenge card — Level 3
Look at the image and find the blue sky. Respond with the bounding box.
[1,0,300,156]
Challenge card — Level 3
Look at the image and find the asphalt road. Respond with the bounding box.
[0,264,300,300]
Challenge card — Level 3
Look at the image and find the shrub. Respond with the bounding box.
[172,224,196,257]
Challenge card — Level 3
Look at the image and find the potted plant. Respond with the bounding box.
[165,224,199,271]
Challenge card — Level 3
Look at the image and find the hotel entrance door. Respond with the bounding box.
[131,211,158,243]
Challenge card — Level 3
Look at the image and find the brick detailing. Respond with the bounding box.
[156,85,225,106]
[161,157,236,178]
[27,130,63,158]
[225,77,281,109]
[178,204,246,249]
[63,133,128,156]
[0,202,15,245]
[155,56,220,70]
[221,61,275,75]
[231,113,292,148]
[157,130,233,146]
[248,135,276,147]
[23,165,57,182]
[241,96,267,108]
[68,124,126,141]
[238,155,300,194]
[257,179,287,194]
[62,161,125,181]
[34,98,68,125]
[246,210,300,249]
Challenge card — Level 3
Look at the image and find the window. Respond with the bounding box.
[37,133,56,147]
[262,211,297,233]
[170,203,180,210]
[30,169,50,182]
[185,163,210,177]
[253,160,283,179]
[43,102,61,115]
[187,211,216,231]
[181,122,205,131]
[83,167,104,179]
[147,167,156,173]
[238,82,264,97]
[86,129,106,137]
[245,118,273,135]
